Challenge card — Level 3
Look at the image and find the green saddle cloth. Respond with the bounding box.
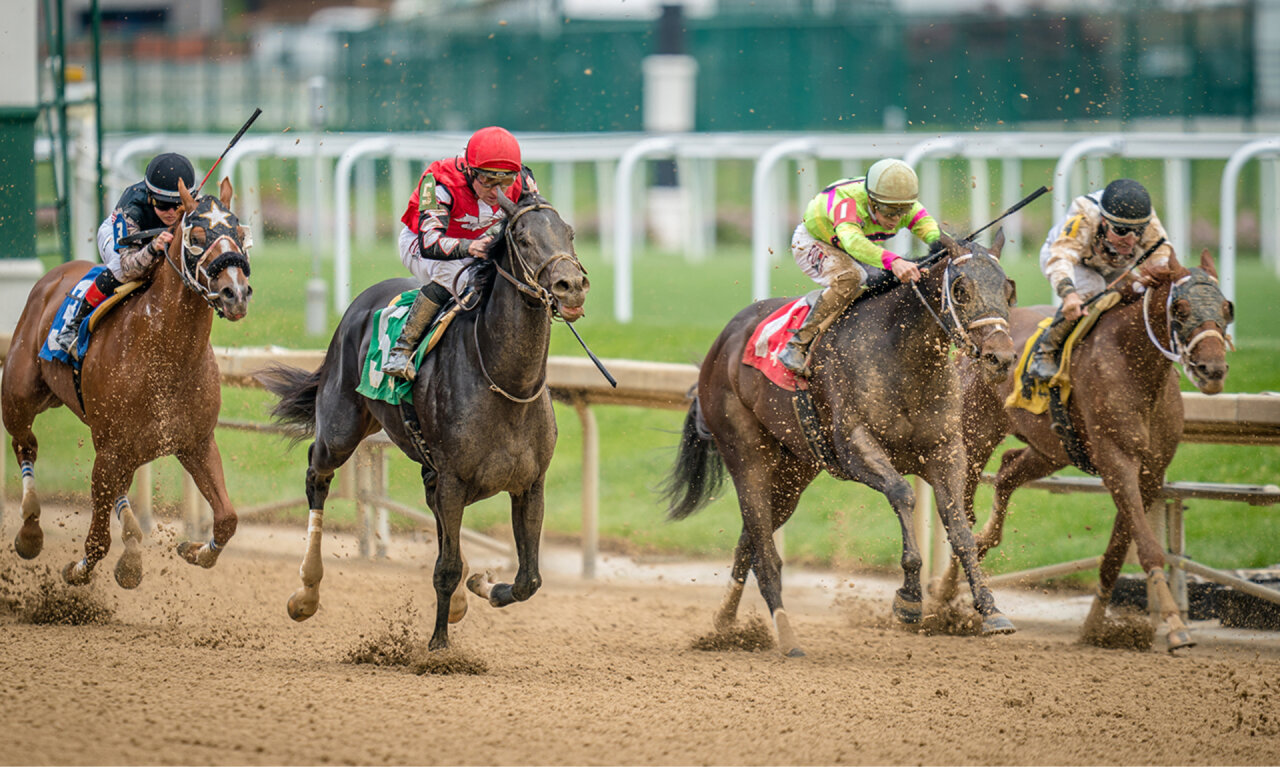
[356,289,435,405]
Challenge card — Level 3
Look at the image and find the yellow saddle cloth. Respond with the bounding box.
[1005,291,1121,414]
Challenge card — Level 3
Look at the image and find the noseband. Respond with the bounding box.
[911,250,1011,358]
[164,198,250,318]
[1143,270,1234,380]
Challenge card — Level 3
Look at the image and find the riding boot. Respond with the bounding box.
[55,299,95,354]
[777,285,859,375]
[382,290,443,382]
[1026,310,1079,383]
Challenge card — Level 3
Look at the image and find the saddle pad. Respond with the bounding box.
[742,296,813,392]
[1005,290,1122,414]
[356,289,458,406]
[38,265,109,369]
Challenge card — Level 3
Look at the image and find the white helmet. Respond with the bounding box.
[866,159,919,205]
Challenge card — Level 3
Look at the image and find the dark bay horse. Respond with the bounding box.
[953,249,1232,651]
[663,234,1018,656]
[2,178,252,587]
[259,188,588,651]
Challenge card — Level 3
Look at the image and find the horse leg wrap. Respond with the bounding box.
[14,462,44,560]
[1147,568,1195,651]
[287,511,325,622]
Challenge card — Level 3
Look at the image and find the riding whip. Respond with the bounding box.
[195,107,263,195]
[965,185,1050,241]
[566,321,617,388]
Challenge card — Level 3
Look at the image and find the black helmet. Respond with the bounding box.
[1099,179,1152,227]
[145,153,196,204]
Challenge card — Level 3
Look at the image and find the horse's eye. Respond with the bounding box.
[1172,298,1192,319]
[1005,279,1018,307]
[191,227,207,245]
[1224,300,1236,324]
[951,277,972,304]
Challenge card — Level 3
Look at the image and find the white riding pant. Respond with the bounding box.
[791,224,867,288]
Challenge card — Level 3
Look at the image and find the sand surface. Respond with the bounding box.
[1,507,1278,766]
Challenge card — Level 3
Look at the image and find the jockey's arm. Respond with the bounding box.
[415,204,486,261]
[99,210,165,282]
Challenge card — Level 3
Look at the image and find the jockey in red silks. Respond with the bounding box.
[382,126,540,382]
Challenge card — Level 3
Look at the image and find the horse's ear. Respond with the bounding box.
[989,227,1005,259]
[219,177,233,209]
[178,177,196,212]
[1199,248,1218,278]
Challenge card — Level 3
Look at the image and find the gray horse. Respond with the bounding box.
[260,189,588,651]
[663,234,1018,656]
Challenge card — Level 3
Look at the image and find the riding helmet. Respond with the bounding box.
[865,158,919,205]
[465,127,522,172]
[1099,178,1152,226]
[145,153,196,204]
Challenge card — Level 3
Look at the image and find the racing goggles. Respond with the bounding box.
[1106,220,1147,238]
[872,200,913,220]
[474,168,518,189]
[151,196,180,212]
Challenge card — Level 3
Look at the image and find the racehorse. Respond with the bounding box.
[2,178,252,587]
[259,188,588,651]
[663,233,1019,656]
[952,249,1231,651]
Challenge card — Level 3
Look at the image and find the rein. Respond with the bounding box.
[910,251,1010,358]
[1142,272,1233,383]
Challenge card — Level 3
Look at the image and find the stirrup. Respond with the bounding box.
[382,349,417,381]
[777,343,810,375]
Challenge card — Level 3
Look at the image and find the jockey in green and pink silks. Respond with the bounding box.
[778,158,957,375]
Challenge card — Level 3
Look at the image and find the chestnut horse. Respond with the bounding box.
[663,234,1018,656]
[2,178,252,587]
[952,249,1232,651]
[259,188,588,651]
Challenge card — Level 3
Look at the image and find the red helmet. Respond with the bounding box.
[464,127,522,173]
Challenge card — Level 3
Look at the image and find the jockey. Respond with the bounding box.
[777,158,956,374]
[55,152,195,353]
[383,126,539,382]
[1027,178,1174,382]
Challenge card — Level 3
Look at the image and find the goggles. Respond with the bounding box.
[474,168,518,189]
[872,200,913,220]
[1106,220,1147,238]
[151,196,180,212]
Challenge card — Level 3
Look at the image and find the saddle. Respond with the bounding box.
[356,289,466,406]
[39,267,146,369]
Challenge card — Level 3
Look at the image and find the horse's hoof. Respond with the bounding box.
[14,526,44,560]
[784,647,807,658]
[448,588,469,624]
[287,590,319,622]
[466,572,493,600]
[114,549,143,590]
[892,592,922,625]
[176,541,218,569]
[62,560,91,585]
[1166,629,1196,653]
[981,613,1017,636]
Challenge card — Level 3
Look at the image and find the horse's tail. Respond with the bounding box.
[258,363,321,444]
[661,395,726,521]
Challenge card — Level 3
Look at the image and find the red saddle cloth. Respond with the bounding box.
[742,297,812,392]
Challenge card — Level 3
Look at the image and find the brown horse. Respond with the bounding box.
[2,178,252,588]
[952,249,1231,651]
[663,234,1018,656]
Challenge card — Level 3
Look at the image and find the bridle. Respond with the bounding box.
[163,197,250,319]
[475,200,586,403]
[911,249,1012,359]
[1143,269,1234,383]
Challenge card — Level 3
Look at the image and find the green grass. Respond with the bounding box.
[7,236,1279,583]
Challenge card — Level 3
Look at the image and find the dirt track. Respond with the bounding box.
[1,508,1278,766]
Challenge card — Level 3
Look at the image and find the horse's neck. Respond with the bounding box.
[885,271,950,358]
[135,253,215,357]
[1097,281,1178,393]
[477,267,551,389]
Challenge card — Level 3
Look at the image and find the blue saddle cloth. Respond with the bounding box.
[38,265,108,370]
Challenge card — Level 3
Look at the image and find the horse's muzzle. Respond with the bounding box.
[978,335,1016,384]
[216,280,253,322]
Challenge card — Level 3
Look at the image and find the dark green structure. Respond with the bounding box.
[0,107,39,260]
